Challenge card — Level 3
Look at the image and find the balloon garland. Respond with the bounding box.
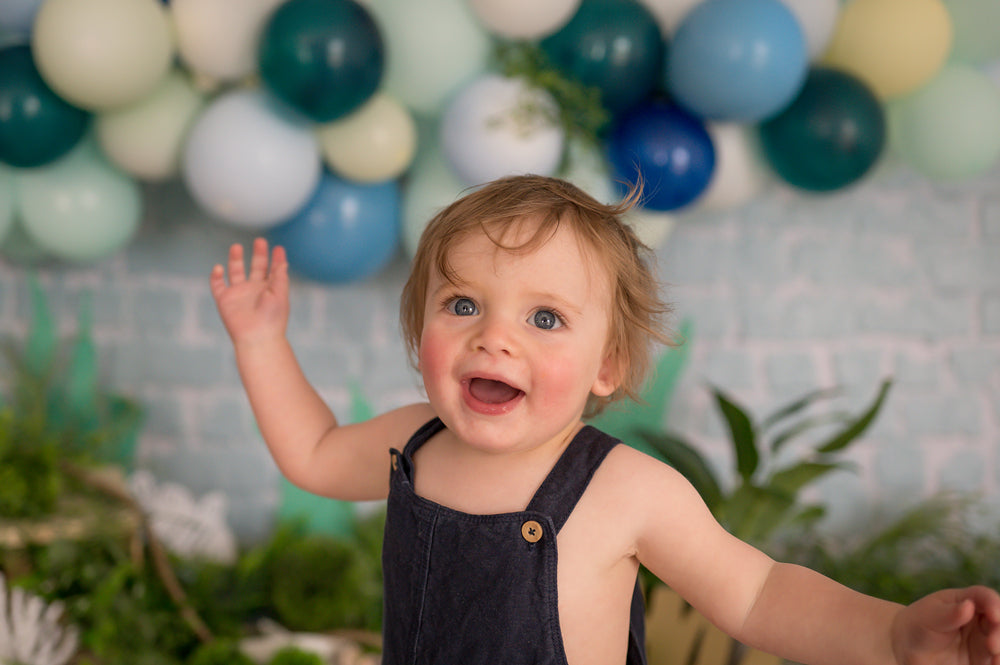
[0,0,997,282]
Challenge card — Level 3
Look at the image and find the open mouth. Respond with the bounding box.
[463,377,525,414]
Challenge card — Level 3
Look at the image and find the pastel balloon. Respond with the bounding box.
[540,0,664,115]
[0,45,90,168]
[667,0,807,121]
[780,0,839,60]
[559,137,616,205]
[944,0,1000,64]
[607,100,715,211]
[637,0,704,37]
[696,123,768,210]
[887,64,1000,180]
[96,69,207,181]
[467,0,580,39]
[0,165,14,244]
[31,0,174,110]
[0,0,45,37]
[259,0,384,122]
[267,174,400,283]
[15,140,142,263]
[365,0,491,116]
[624,208,675,249]
[440,74,564,187]
[401,140,466,258]
[317,93,417,183]
[0,218,51,265]
[759,68,886,192]
[182,89,321,229]
[171,0,287,84]
[821,0,952,99]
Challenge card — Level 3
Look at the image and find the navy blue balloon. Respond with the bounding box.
[267,174,400,284]
[607,100,715,211]
[540,0,665,115]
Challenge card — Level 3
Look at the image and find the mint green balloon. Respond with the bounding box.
[887,63,1000,180]
[945,0,1000,64]
[14,138,142,263]
[0,164,14,244]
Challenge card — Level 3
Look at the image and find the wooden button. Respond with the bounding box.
[521,520,543,543]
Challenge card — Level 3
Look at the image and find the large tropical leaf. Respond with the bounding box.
[712,388,757,480]
[816,380,892,454]
[638,430,724,511]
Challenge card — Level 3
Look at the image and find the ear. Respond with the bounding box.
[591,350,623,398]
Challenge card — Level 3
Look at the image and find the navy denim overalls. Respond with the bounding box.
[382,417,648,664]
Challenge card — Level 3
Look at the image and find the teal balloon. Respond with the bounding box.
[0,45,90,168]
[759,68,886,192]
[259,0,384,122]
[540,0,665,115]
[15,139,142,263]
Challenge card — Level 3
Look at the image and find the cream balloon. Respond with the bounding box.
[440,74,565,187]
[467,0,580,39]
[171,0,286,85]
[96,70,207,181]
[637,0,704,36]
[317,93,417,183]
[822,0,952,99]
[696,123,769,211]
[365,0,491,116]
[31,0,174,110]
[780,0,839,59]
[624,209,676,249]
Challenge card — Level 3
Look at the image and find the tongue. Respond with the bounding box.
[469,378,521,404]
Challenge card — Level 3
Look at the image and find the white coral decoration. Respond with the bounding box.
[0,572,79,665]
[128,470,237,564]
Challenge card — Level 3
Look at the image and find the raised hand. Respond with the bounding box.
[892,586,1000,665]
[210,238,290,347]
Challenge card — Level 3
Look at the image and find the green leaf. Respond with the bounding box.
[816,379,892,454]
[712,388,758,480]
[769,411,852,454]
[769,462,852,496]
[637,430,723,511]
[760,386,842,433]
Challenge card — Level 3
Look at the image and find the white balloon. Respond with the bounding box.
[170,0,287,85]
[637,0,704,36]
[365,0,491,116]
[441,74,565,188]
[182,89,321,229]
[467,0,580,39]
[317,93,417,183]
[780,0,840,60]
[696,123,769,211]
[96,69,207,181]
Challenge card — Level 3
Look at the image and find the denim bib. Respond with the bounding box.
[382,418,647,665]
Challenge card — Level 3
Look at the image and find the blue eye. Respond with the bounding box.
[448,297,478,316]
[532,310,562,330]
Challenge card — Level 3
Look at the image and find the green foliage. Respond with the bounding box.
[493,40,610,168]
[640,380,893,548]
[267,647,326,665]
[784,494,1000,604]
[0,276,143,518]
[187,639,256,665]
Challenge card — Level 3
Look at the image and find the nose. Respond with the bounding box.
[471,313,516,356]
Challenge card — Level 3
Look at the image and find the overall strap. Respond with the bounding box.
[525,425,620,534]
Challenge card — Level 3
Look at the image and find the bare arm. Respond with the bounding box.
[630,451,1000,665]
[210,238,431,500]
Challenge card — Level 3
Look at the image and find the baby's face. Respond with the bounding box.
[417,221,618,455]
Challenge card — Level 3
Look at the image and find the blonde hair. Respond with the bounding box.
[400,174,673,417]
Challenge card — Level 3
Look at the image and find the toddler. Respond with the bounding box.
[211,175,1000,665]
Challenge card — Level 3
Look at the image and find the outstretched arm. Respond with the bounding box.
[210,238,430,501]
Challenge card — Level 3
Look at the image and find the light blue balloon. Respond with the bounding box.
[0,0,45,36]
[666,0,807,122]
[268,173,400,284]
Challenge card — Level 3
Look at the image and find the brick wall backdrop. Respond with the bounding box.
[1,161,998,542]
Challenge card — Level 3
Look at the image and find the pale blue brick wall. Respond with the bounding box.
[1,162,998,542]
